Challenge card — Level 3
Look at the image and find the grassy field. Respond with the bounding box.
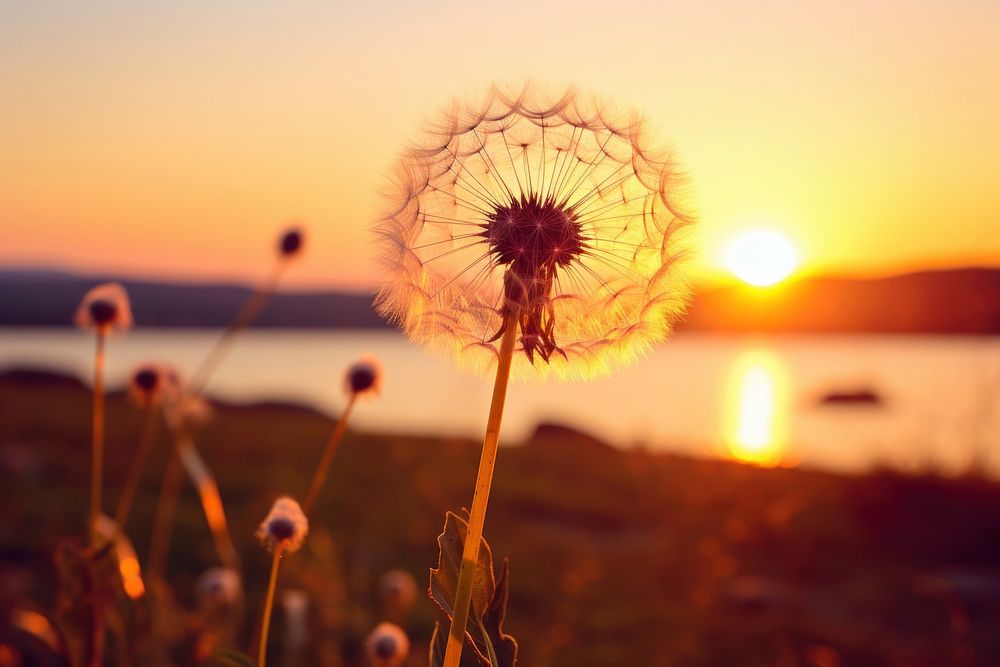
[2,368,1000,666]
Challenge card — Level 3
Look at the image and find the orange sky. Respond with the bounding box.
[2,0,998,290]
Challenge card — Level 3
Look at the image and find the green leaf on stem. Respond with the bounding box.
[428,511,518,667]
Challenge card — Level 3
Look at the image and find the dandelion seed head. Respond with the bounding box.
[366,622,409,666]
[256,496,308,553]
[75,282,133,333]
[377,569,418,612]
[374,84,696,379]
[196,567,243,607]
[345,356,382,397]
[279,226,305,258]
[128,363,181,408]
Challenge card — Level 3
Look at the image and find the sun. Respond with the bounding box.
[723,230,798,287]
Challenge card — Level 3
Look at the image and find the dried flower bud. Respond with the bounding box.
[345,356,382,398]
[196,567,243,608]
[75,282,133,333]
[377,570,418,613]
[365,623,409,666]
[128,363,181,408]
[256,496,308,553]
[278,226,305,258]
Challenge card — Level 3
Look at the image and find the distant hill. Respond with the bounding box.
[684,267,1000,334]
[0,271,382,329]
[0,267,998,334]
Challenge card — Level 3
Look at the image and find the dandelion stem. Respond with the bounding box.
[112,404,159,536]
[89,331,107,547]
[257,544,284,667]
[443,310,518,667]
[189,261,287,393]
[147,446,184,579]
[302,394,357,515]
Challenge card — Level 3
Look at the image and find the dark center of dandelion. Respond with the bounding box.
[347,365,377,394]
[485,194,584,363]
[133,368,159,393]
[373,636,399,659]
[267,518,296,542]
[89,299,118,326]
[279,229,303,257]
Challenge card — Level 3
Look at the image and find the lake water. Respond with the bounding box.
[1,328,998,476]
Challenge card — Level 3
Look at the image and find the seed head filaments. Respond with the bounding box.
[375,85,694,380]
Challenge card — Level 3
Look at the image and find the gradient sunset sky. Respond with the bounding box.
[2,0,997,289]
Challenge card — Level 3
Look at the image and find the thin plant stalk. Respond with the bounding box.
[89,331,107,547]
[442,311,518,667]
[302,394,357,515]
[257,544,284,667]
[147,447,184,579]
[189,261,287,393]
[111,404,159,536]
[175,434,241,569]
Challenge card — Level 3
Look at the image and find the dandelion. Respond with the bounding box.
[365,622,410,667]
[75,282,133,334]
[279,226,305,258]
[194,567,244,660]
[196,567,244,610]
[302,356,382,514]
[189,224,306,392]
[256,496,309,553]
[345,356,383,397]
[255,497,308,667]
[374,85,695,667]
[127,363,181,408]
[378,569,418,618]
[111,364,180,538]
[76,282,133,547]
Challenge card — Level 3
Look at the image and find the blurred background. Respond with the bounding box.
[2,1,999,666]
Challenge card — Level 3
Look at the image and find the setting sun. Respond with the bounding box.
[724,230,799,287]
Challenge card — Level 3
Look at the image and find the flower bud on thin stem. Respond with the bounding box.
[255,497,307,667]
[278,226,304,258]
[366,623,410,667]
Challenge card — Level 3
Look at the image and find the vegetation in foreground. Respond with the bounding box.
[2,368,999,666]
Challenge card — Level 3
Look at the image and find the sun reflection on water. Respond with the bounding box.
[724,349,793,467]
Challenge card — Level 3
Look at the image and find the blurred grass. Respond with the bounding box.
[2,368,1000,666]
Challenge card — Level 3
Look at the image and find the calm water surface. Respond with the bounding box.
[1,329,998,476]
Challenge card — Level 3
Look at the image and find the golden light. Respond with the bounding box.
[10,610,60,651]
[723,230,798,287]
[723,350,792,467]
